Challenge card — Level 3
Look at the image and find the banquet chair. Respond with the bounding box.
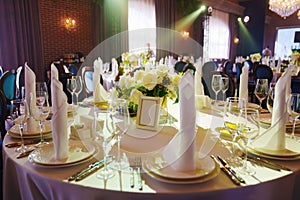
[0,70,16,102]
[223,60,234,75]
[0,65,3,78]
[0,89,7,140]
[202,61,218,76]
[174,61,187,73]
[15,66,23,99]
[78,66,94,98]
[291,76,300,93]
[201,71,235,100]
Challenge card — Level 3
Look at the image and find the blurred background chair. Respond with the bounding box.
[174,61,187,73]
[15,66,23,99]
[0,89,7,140]
[201,71,235,100]
[202,61,218,76]
[0,66,3,78]
[0,70,16,103]
[291,76,300,94]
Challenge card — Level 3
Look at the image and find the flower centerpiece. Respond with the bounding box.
[249,53,262,63]
[117,64,181,116]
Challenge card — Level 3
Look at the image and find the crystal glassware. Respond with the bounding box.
[10,99,30,153]
[221,77,229,101]
[237,108,260,175]
[212,74,222,104]
[254,78,269,110]
[223,97,246,165]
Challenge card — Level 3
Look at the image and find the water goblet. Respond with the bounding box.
[30,91,50,147]
[287,93,300,140]
[73,76,82,106]
[221,77,229,101]
[254,78,269,110]
[67,77,77,106]
[95,108,115,180]
[212,74,222,104]
[223,97,246,165]
[10,99,30,153]
[237,108,260,175]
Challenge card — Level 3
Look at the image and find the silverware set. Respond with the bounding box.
[129,157,143,190]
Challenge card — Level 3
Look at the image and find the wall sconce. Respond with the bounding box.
[181,31,190,39]
[233,37,239,44]
[298,10,300,20]
[65,18,76,30]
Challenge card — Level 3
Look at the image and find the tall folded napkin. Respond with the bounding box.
[276,58,282,73]
[93,57,108,102]
[162,71,196,171]
[239,64,249,103]
[252,67,292,151]
[25,63,38,132]
[195,58,204,95]
[51,65,68,160]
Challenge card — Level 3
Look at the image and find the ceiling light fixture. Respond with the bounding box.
[269,0,300,19]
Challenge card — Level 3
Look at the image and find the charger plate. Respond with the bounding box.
[249,137,300,160]
[28,140,96,167]
[143,157,219,184]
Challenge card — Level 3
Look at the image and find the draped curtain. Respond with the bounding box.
[0,0,44,81]
[92,0,128,63]
[154,0,176,59]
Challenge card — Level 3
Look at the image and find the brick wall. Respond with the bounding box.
[39,0,94,68]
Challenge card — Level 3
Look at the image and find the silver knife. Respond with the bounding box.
[16,149,35,159]
[247,154,291,171]
[211,155,241,185]
[217,156,246,184]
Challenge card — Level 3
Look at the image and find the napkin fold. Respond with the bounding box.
[93,57,108,102]
[162,71,196,171]
[239,64,249,103]
[195,58,204,96]
[51,65,68,160]
[252,67,292,151]
[276,58,282,73]
[25,63,38,132]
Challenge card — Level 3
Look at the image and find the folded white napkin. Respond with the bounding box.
[252,67,292,151]
[162,71,196,171]
[51,65,68,160]
[93,57,108,102]
[239,65,249,103]
[25,63,38,132]
[276,58,282,73]
[195,58,204,95]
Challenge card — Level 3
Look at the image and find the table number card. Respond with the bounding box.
[136,96,160,131]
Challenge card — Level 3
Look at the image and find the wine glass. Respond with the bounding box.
[237,108,260,175]
[109,98,130,170]
[287,93,300,140]
[254,79,269,110]
[30,91,50,147]
[212,74,222,104]
[223,97,246,165]
[10,99,30,153]
[66,77,77,106]
[95,107,115,179]
[73,76,82,105]
[266,83,276,113]
[221,77,229,101]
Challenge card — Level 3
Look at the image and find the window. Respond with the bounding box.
[128,0,156,53]
[274,27,300,59]
[207,10,230,59]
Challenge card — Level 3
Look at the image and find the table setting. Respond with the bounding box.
[3,59,300,200]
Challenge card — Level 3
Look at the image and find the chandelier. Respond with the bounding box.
[269,0,300,18]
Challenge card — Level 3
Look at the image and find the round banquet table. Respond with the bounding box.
[2,106,300,200]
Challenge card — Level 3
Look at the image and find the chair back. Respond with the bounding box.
[0,89,7,140]
[174,61,187,73]
[223,60,233,75]
[15,66,23,98]
[0,70,16,102]
[78,66,94,98]
[201,71,235,100]
[254,64,273,84]
[291,76,300,94]
[0,66,3,78]
[202,61,217,76]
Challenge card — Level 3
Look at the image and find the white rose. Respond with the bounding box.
[142,72,158,90]
[134,70,145,84]
[156,64,169,77]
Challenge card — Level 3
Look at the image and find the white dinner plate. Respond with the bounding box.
[259,113,300,128]
[143,159,220,184]
[249,137,300,159]
[9,120,52,136]
[120,126,177,154]
[143,155,216,180]
[28,140,96,167]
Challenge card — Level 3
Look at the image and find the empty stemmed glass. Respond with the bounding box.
[266,83,276,113]
[95,107,115,179]
[73,76,82,105]
[212,74,222,104]
[221,77,229,101]
[254,78,269,110]
[30,91,50,147]
[10,99,30,153]
[237,108,260,175]
[67,77,77,106]
[287,93,300,140]
[223,97,246,165]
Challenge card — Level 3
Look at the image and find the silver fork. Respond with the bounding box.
[135,157,143,191]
